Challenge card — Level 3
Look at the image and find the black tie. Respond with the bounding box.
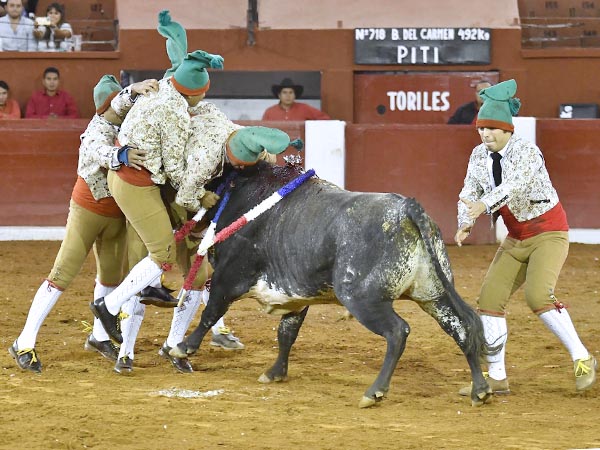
[490,152,502,186]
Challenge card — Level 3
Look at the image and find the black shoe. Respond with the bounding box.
[89,298,122,344]
[8,342,42,373]
[114,356,133,375]
[159,342,193,373]
[84,334,119,361]
[139,286,178,308]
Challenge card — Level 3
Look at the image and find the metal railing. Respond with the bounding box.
[70,18,119,50]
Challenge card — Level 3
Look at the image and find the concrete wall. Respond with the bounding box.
[0,9,598,121]
[114,0,520,30]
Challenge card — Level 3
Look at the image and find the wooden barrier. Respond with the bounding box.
[537,119,600,229]
[0,119,85,226]
[345,124,495,244]
[1,120,598,245]
[0,119,304,227]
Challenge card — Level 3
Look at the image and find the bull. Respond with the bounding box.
[171,162,493,408]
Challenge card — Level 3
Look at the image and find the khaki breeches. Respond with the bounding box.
[477,231,569,316]
[107,171,176,267]
[48,200,126,290]
[175,237,212,290]
[125,223,148,272]
[170,201,211,290]
[121,190,211,290]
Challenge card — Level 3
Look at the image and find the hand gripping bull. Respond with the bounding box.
[170,162,495,408]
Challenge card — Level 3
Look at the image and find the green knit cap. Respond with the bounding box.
[227,127,302,166]
[172,49,224,95]
[476,79,521,132]
[157,10,187,78]
[93,74,122,114]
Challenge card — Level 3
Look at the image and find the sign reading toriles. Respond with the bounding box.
[354,28,491,65]
[353,72,500,124]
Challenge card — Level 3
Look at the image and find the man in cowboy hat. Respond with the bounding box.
[262,77,330,121]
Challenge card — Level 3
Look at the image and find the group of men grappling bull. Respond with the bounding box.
[9,10,299,375]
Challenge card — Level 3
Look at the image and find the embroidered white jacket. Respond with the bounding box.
[78,87,138,200]
[457,134,560,229]
[176,102,242,212]
[110,85,136,119]
[115,78,190,189]
[77,115,119,200]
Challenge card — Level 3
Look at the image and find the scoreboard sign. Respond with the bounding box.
[354,28,491,65]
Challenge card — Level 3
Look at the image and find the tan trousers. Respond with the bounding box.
[169,201,211,290]
[107,171,176,267]
[48,200,126,289]
[125,223,147,272]
[478,231,569,316]
[121,190,211,290]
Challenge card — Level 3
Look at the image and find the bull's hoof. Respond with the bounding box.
[258,373,271,384]
[358,396,376,408]
[358,390,385,408]
[258,373,287,383]
[471,389,493,407]
[169,343,188,359]
[337,310,354,321]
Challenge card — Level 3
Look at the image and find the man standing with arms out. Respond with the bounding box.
[262,78,330,121]
[0,0,34,51]
[447,80,491,125]
[456,79,596,396]
[25,66,79,118]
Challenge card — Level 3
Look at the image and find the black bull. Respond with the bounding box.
[171,162,493,408]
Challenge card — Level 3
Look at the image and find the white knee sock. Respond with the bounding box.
[166,290,202,348]
[200,288,227,335]
[118,297,146,360]
[92,281,115,342]
[481,315,508,381]
[17,280,62,349]
[104,256,162,315]
[94,280,115,299]
[539,309,589,361]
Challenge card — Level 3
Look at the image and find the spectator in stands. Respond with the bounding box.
[447,80,492,125]
[262,78,330,121]
[25,66,79,118]
[0,80,21,118]
[0,0,35,51]
[0,1,6,18]
[33,2,71,51]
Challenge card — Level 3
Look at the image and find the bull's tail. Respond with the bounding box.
[401,196,492,359]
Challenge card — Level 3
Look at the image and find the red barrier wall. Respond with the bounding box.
[1,120,598,246]
[1,119,84,225]
[536,119,600,228]
[0,119,304,227]
[345,124,495,244]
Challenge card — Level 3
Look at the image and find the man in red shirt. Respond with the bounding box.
[25,66,79,118]
[262,78,330,121]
